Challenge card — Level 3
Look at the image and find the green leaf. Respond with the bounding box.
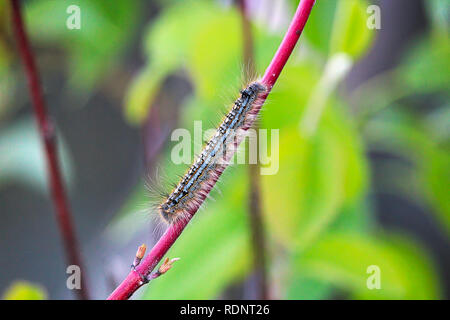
[286,275,333,300]
[143,0,216,72]
[283,197,372,299]
[3,281,47,300]
[424,0,450,32]
[260,64,367,251]
[261,63,322,130]
[300,0,338,55]
[186,6,282,103]
[296,233,441,299]
[125,0,227,124]
[186,8,241,102]
[125,0,282,124]
[327,198,372,235]
[330,0,373,59]
[24,0,141,90]
[124,66,168,124]
[365,110,450,233]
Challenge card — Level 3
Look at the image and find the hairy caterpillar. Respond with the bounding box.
[158,81,267,224]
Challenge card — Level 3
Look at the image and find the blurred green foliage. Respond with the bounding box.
[24,0,142,90]
[3,281,47,300]
[0,117,74,194]
[297,233,439,299]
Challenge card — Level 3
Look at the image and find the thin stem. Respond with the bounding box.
[299,53,352,136]
[9,0,89,300]
[261,0,315,90]
[238,0,268,300]
[247,163,268,299]
[107,0,315,300]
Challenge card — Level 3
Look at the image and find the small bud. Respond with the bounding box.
[132,244,147,268]
[158,257,180,275]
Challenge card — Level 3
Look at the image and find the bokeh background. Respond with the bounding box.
[0,0,449,299]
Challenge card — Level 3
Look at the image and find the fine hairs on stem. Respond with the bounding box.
[9,0,89,300]
[108,0,315,300]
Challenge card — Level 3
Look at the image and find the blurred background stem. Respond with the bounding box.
[9,0,89,300]
[237,0,269,300]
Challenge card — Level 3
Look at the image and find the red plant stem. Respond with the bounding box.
[261,0,315,91]
[107,0,315,300]
[10,0,89,300]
